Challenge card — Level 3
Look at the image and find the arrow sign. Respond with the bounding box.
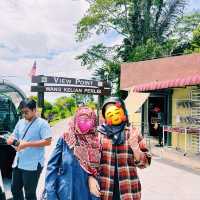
[31,85,111,96]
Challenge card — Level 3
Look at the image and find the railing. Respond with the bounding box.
[131,123,200,156]
[162,125,200,155]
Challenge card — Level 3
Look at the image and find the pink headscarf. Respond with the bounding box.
[63,107,100,176]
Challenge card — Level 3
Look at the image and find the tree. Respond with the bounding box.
[128,38,176,61]
[71,93,95,105]
[76,0,187,95]
[171,12,200,54]
[77,0,186,47]
[30,96,53,111]
[185,25,200,53]
[76,43,120,94]
[54,96,76,116]
[173,12,200,42]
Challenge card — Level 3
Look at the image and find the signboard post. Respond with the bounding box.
[37,82,44,118]
[31,75,111,119]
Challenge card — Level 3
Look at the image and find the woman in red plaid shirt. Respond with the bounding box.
[89,97,151,200]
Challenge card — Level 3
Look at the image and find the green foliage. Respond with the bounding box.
[60,111,67,119]
[185,25,200,53]
[31,96,52,111]
[86,101,97,110]
[128,39,177,61]
[174,12,200,42]
[76,43,120,94]
[192,25,200,49]
[76,0,188,96]
[30,96,79,123]
[54,96,76,116]
[77,0,186,45]
[71,94,94,105]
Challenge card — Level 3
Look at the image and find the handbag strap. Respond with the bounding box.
[21,117,37,140]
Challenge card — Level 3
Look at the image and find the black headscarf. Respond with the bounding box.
[98,122,126,145]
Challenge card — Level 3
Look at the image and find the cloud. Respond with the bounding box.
[0,0,93,101]
[0,0,90,60]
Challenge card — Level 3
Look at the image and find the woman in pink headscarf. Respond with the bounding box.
[44,107,101,200]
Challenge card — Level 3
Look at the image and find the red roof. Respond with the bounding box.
[120,53,200,90]
[133,75,200,92]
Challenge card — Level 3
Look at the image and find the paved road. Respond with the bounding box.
[37,119,68,199]
[37,119,200,200]
[138,158,200,200]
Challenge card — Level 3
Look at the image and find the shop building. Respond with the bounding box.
[121,53,200,154]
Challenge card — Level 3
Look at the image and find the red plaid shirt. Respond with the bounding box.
[99,128,151,200]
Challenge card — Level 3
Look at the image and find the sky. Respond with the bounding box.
[0,0,200,102]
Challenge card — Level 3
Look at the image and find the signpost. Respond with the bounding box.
[32,75,110,87]
[31,85,111,96]
[31,75,111,120]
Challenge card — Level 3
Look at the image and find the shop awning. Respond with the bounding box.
[133,75,200,92]
[125,90,150,114]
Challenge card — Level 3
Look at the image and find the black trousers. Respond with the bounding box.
[113,153,120,200]
[11,164,42,200]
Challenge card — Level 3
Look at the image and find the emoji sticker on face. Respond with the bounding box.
[105,103,126,125]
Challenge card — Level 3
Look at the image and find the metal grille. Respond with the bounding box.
[190,133,199,153]
[190,87,200,153]
[171,87,200,154]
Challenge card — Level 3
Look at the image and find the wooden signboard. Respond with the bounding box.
[31,85,111,96]
[32,75,111,88]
